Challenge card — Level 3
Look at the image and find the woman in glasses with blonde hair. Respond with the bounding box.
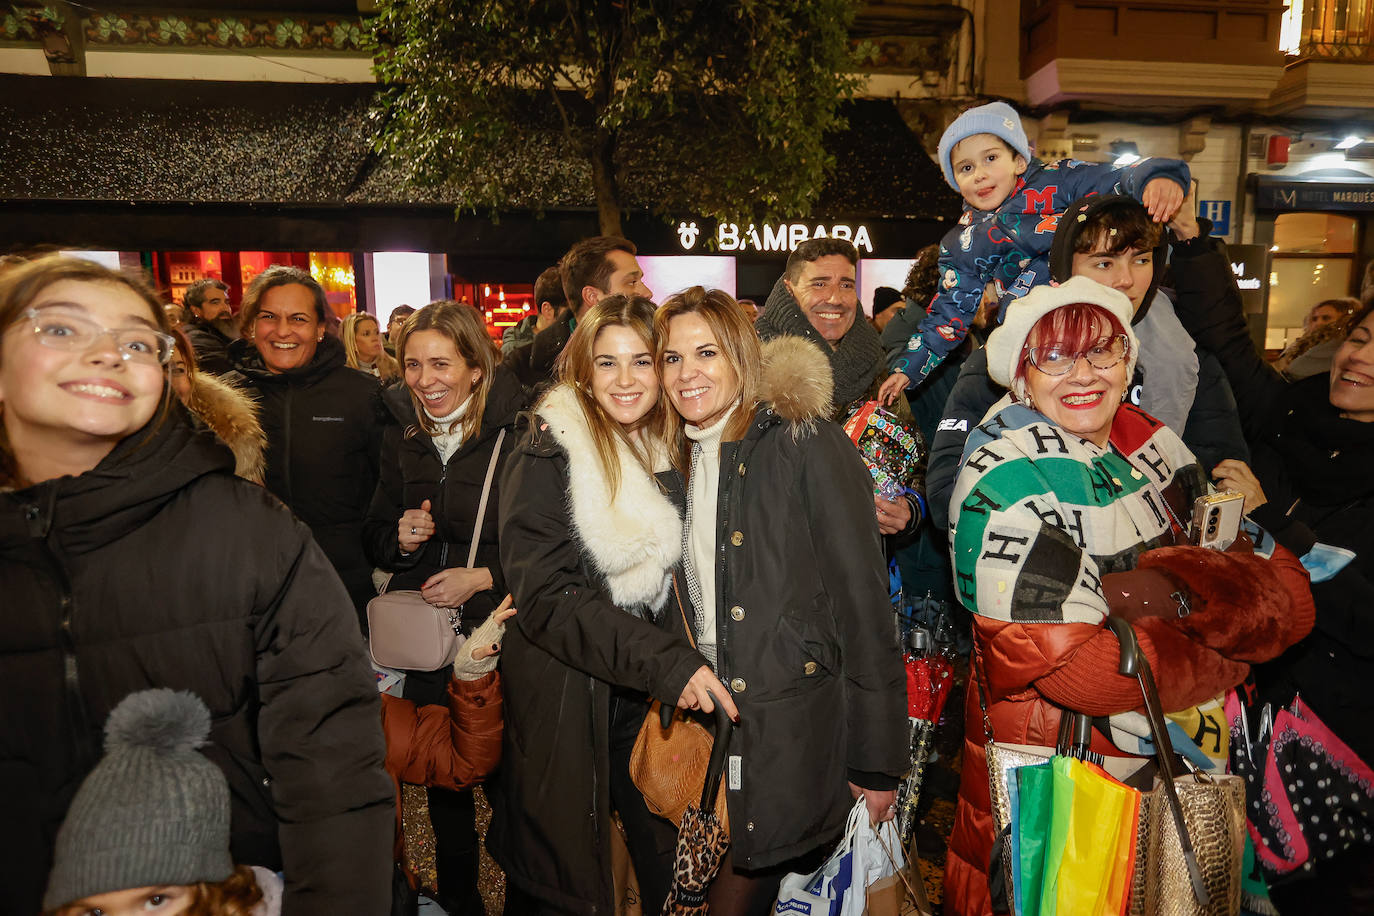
[0,256,395,915]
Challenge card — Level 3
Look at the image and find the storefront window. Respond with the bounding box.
[1266,212,1358,349]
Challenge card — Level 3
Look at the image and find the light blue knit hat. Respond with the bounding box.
[937,101,1031,190]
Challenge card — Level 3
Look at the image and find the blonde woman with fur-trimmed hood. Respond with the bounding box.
[654,287,908,913]
[494,295,733,915]
[169,329,266,483]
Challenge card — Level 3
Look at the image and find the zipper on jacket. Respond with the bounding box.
[437,461,449,568]
[282,385,294,507]
[40,536,97,770]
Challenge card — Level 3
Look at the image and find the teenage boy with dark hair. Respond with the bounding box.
[921,193,1250,529]
[878,101,1191,401]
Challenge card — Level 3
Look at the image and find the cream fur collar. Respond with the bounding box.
[536,384,681,612]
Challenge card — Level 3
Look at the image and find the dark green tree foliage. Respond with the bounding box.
[370,0,866,236]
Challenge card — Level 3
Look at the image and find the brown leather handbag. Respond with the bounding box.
[628,577,729,835]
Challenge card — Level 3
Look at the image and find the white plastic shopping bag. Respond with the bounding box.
[774,798,900,916]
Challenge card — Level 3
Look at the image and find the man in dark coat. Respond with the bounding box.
[0,410,394,915]
[757,238,923,541]
[181,278,237,375]
[922,194,1251,529]
[505,236,653,392]
[227,266,389,623]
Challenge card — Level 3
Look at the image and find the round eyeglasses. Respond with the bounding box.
[1027,334,1128,376]
[23,307,175,366]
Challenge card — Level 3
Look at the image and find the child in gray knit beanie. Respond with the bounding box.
[43,689,271,916]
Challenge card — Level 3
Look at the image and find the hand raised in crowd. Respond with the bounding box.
[399,498,435,553]
[453,595,516,680]
[849,782,898,826]
[1167,185,1201,241]
[875,493,912,535]
[421,566,494,609]
[877,372,910,406]
[1212,459,1269,516]
[1142,176,1185,223]
[677,666,741,724]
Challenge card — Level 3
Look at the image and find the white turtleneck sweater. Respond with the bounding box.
[426,395,472,465]
[683,406,737,663]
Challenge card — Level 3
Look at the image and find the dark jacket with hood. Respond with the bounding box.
[228,335,388,615]
[491,383,705,915]
[924,201,1250,529]
[659,336,908,871]
[183,314,235,375]
[1171,240,1374,763]
[363,366,526,626]
[0,411,394,916]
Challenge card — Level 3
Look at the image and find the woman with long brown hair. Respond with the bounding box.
[494,295,732,914]
[0,256,394,913]
[654,286,907,914]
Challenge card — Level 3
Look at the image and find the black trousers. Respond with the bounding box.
[403,665,484,916]
[609,690,680,914]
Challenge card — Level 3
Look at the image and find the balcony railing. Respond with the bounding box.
[1287,0,1374,60]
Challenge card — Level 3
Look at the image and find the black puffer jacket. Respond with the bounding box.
[363,367,526,625]
[183,315,235,375]
[0,413,393,916]
[662,337,908,870]
[492,384,705,914]
[228,335,388,616]
[1172,241,1374,763]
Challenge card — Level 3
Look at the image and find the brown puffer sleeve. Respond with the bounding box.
[381,672,503,789]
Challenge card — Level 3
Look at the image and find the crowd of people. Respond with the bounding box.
[2,98,1372,916]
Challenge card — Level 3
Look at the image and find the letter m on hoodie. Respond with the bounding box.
[1023,186,1057,215]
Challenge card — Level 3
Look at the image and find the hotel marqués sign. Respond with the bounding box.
[676,220,875,254]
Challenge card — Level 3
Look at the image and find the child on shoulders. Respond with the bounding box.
[879,101,1189,402]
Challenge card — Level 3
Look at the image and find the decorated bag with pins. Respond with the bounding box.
[842,400,926,501]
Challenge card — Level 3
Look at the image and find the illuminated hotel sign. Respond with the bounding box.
[676,221,875,254]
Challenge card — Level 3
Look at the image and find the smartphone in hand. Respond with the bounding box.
[1190,492,1245,551]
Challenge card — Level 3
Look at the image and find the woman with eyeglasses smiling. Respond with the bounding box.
[0,256,395,915]
[942,277,1317,916]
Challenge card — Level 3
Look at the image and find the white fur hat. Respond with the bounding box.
[985,276,1139,392]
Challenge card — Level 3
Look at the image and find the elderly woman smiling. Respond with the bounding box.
[940,276,1315,916]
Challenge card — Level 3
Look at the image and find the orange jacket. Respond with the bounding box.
[380,673,503,875]
[943,542,1315,916]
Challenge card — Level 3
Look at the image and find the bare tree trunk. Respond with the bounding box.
[589,127,623,237]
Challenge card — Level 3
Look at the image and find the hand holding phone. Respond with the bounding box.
[1190,491,1245,551]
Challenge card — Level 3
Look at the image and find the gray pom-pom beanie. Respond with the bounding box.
[43,689,234,909]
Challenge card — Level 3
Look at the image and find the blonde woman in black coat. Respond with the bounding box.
[363,299,524,915]
[656,287,907,915]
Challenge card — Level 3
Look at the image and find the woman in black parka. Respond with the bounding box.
[655,288,908,915]
[494,296,731,915]
[0,256,393,916]
[226,265,389,622]
[362,299,525,916]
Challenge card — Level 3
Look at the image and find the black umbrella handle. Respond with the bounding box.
[701,689,735,810]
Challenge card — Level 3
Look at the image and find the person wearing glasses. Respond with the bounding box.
[0,256,395,914]
[226,266,390,625]
[941,277,1315,916]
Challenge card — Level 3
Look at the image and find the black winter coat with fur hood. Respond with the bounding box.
[0,411,394,916]
[659,336,908,871]
[492,382,706,915]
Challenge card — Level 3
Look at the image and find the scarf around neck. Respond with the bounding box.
[758,276,884,414]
